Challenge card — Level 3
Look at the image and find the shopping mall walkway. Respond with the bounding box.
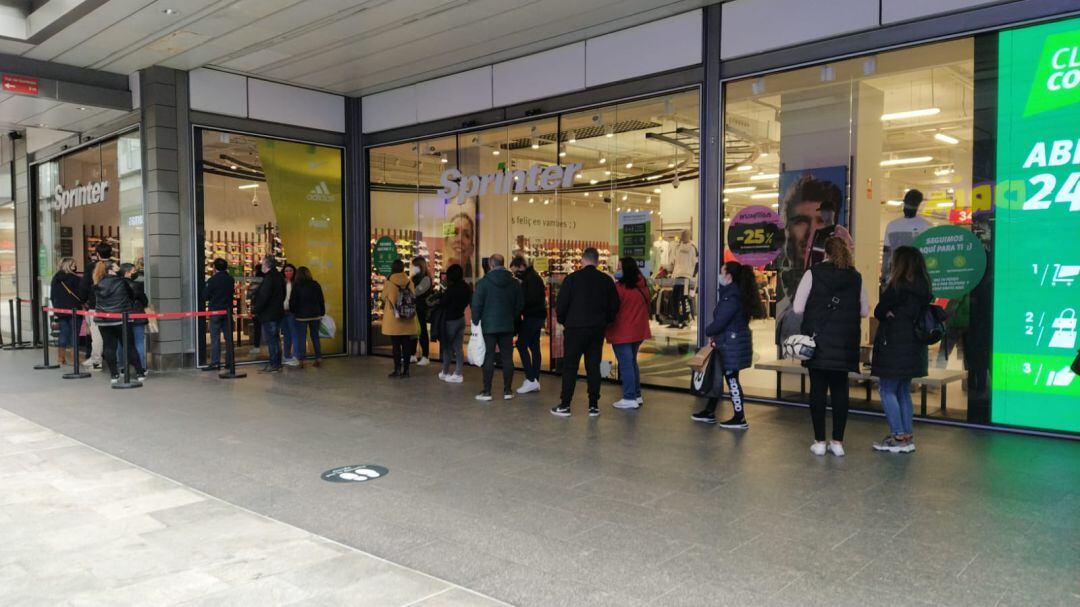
[2,350,1078,607]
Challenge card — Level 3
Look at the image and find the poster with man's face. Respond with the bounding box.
[774,166,848,301]
[442,199,476,280]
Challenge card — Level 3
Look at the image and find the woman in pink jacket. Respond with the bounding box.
[606,257,652,409]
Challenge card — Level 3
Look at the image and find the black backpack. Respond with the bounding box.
[395,287,417,319]
[913,304,947,345]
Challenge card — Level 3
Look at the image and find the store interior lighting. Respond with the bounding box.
[750,192,778,199]
[934,132,960,145]
[238,184,258,190]
[881,107,941,121]
[750,172,779,181]
[880,156,933,166]
[736,165,754,171]
[723,186,756,193]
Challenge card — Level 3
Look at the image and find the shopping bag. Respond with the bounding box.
[319,315,336,339]
[144,305,160,334]
[467,322,485,367]
[687,345,713,372]
[689,348,718,396]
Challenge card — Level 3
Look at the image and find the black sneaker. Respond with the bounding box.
[718,415,748,430]
[550,404,571,417]
[387,370,400,379]
[588,404,599,417]
[476,392,493,402]
[110,375,120,384]
[260,366,282,374]
[201,365,221,372]
[690,410,716,424]
[135,372,146,382]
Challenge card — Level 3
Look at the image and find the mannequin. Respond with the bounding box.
[651,236,670,277]
[881,188,932,286]
[669,229,698,328]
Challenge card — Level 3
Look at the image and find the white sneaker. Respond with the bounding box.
[248,347,260,355]
[409,355,418,363]
[516,379,540,394]
[636,397,644,405]
[810,441,827,456]
[417,357,430,366]
[438,371,448,381]
[612,398,640,409]
[284,358,300,367]
[447,374,464,383]
[828,441,846,457]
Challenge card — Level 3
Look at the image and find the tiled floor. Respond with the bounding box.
[2,349,1078,606]
[0,408,506,606]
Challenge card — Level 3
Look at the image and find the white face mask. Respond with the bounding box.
[719,273,733,286]
[410,266,420,277]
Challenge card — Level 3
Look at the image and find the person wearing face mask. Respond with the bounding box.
[804,199,853,268]
[692,261,765,428]
[410,256,433,366]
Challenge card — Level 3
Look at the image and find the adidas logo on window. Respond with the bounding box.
[306,181,334,202]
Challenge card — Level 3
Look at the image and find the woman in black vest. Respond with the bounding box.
[793,236,868,456]
[871,246,931,453]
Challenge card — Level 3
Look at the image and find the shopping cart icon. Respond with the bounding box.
[1051,264,1080,286]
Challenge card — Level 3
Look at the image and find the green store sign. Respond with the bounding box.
[994,17,1080,433]
[372,236,398,276]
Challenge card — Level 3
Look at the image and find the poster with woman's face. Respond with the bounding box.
[442,200,476,280]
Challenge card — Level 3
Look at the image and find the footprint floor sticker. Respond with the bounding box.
[321,464,389,483]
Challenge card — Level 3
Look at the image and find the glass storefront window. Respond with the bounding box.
[195,130,346,364]
[723,38,986,423]
[35,132,144,309]
[368,90,701,389]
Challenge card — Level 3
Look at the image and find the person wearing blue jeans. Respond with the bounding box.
[606,257,652,409]
[262,320,282,369]
[252,255,286,373]
[118,264,148,371]
[203,257,235,369]
[119,322,146,370]
[871,245,932,454]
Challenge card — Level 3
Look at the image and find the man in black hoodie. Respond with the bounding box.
[252,255,285,372]
[203,258,235,370]
[510,256,546,394]
[551,247,619,418]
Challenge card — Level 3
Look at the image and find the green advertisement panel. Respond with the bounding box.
[994,18,1080,433]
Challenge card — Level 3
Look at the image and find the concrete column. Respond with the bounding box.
[140,66,194,369]
[13,136,33,341]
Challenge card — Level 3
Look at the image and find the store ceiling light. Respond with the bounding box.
[512,196,518,202]
[440,153,448,163]
[934,167,955,176]
[881,107,940,121]
[161,8,181,16]
[559,150,567,158]
[544,199,550,205]
[575,173,583,180]
[238,184,258,190]
[604,170,611,176]
[584,192,590,197]
[668,161,676,168]
[568,131,577,143]
[880,156,933,166]
[736,165,753,171]
[750,172,779,181]
[771,203,780,208]
[599,157,607,164]
[605,125,614,138]
[723,186,756,194]
[646,196,652,203]
[653,188,662,194]
[646,175,660,181]
[723,197,729,203]
[529,198,534,203]
[934,133,959,145]
[886,199,904,206]
[751,192,778,199]
[936,201,954,208]
[492,150,500,156]
[590,179,599,185]
[622,195,628,201]
[531,139,539,150]
[229,165,238,170]
[625,162,633,169]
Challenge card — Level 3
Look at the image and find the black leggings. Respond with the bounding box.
[705,372,744,417]
[808,368,849,441]
[100,324,144,377]
[391,335,415,373]
[415,307,429,358]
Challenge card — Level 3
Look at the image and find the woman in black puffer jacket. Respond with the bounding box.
[692,261,765,429]
[871,246,931,454]
[288,266,326,368]
[94,261,146,383]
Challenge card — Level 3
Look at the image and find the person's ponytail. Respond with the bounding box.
[824,236,853,269]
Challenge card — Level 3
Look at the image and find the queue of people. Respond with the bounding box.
[238,255,327,373]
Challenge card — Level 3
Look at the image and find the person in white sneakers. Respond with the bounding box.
[437,264,471,384]
[606,257,651,409]
[410,256,433,367]
[511,256,546,394]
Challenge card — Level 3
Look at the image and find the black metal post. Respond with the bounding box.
[219,311,246,379]
[33,307,59,369]
[4,299,15,350]
[112,311,141,389]
[14,299,30,349]
[63,310,91,379]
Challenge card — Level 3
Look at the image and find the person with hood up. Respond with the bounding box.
[470,253,523,401]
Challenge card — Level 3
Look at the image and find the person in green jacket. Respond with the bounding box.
[471,253,524,401]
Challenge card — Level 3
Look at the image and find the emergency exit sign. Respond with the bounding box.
[2,74,39,95]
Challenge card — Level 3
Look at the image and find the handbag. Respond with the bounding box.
[687,344,714,371]
[782,334,816,361]
[914,304,947,345]
[690,348,719,396]
[144,304,160,334]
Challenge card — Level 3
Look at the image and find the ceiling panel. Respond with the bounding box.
[8,0,710,97]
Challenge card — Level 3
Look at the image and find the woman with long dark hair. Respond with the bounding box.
[871,246,931,453]
[692,261,765,428]
[439,263,472,383]
[281,263,298,366]
[50,257,82,366]
[289,266,326,368]
[410,256,433,366]
[793,236,869,456]
[606,257,652,409]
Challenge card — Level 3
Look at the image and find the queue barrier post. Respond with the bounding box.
[33,307,59,370]
[218,310,246,380]
[63,309,91,379]
[4,299,14,350]
[112,311,141,390]
[13,299,31,350]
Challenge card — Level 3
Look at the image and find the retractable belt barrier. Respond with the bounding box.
[37,306,246,388]
[3,298,35,351]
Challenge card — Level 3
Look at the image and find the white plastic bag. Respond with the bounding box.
[467,322,485,367]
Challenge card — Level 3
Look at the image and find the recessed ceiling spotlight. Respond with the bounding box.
[599,157,607,164]
[653,188,662,194]
[625,162,633,169]
[492,150,500,156]
[589,179,598,185]
[567,131,576,143]
[621,195,628,201]
[512,196,519,202]
[440,153,448,164]
[230,164,238,170]
[646,196,652,203]
[736,165,754,172]
[559,150,567,158]
[934,133,959,145]
[605,125,614,138]
[528,198,534,203]
[604,170,611,176]
[77,107,87,111]
[161,8,181,16]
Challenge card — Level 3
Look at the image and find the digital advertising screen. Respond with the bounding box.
[994,17,1080,433]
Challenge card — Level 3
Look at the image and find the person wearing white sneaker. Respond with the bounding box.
[516,378,540,394]
[410,256,434,367]
[438,371,448,381]
[810,441,827,456]
[438,264,472,383]
[606,257,652,411]
[416,356,430,366]
[446,373,463,384]
[793,237,868,455]
[510,256,546,395]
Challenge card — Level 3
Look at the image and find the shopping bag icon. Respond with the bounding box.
[1049,308,1077,349]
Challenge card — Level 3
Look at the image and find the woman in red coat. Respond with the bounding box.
[606,257,652,409]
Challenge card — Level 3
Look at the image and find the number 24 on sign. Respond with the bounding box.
[1023,172,1080,211]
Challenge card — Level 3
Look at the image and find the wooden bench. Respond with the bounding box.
[753,361,967,416]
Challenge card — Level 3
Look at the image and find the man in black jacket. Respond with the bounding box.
[551,247,619,417]
[510,256,546,394]
[203,258,235,370]
[252,255,285,372]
